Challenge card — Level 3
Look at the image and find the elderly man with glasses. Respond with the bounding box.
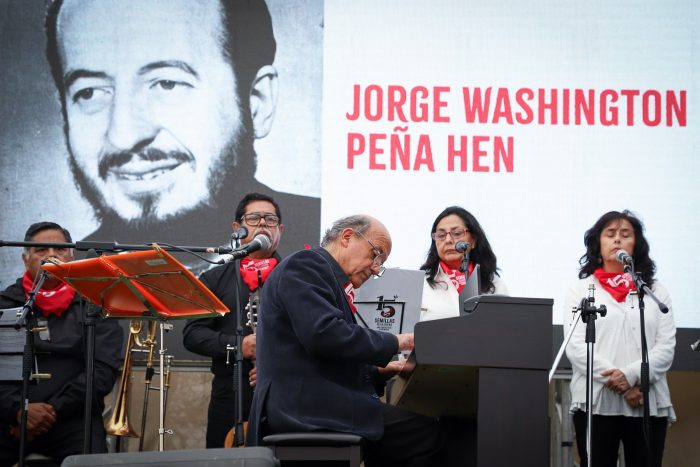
[247,214,442,467]
[183,192,285,448]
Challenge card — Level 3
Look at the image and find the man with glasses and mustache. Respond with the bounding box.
[44,0,319,271]
[183,193,285,448]
[247,215,442,467]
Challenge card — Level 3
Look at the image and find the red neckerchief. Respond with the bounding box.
[593,268,637,302]
[240,257,278,291]
[22,271,75,318]
[344,281,357,313]
[439,261,475,293]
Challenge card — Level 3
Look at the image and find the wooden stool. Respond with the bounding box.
[263,432,362,467]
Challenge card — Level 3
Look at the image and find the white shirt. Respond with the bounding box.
[563,275,676,420]
[420,267,508,322]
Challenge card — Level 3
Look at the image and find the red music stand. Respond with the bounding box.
[41,245,228,319]
[42,245,228,451]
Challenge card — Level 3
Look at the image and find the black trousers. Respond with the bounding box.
[0,416,106,467]
[435,417,477,467]
[206,375,237,448]
[363,404,442,467]
[573,412,667,467]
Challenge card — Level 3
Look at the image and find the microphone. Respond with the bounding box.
[231,226,249,240]
[455,241,470,253]
[217,235,272,264]
[615,249,634,266]
[456,241,471,273]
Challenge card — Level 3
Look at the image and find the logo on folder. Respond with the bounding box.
[355,294,404,333]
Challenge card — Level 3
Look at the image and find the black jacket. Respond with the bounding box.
[247,247,398,445]
[182,253,281,418]
[182,256,274,375]
[0,278,123,426]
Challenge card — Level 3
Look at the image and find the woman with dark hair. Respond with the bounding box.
[419,206,507,321]
[564,210,676,467]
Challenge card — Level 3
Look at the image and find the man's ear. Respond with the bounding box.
[249,65,278,138]
[232,221,241,231]
[339,228,354,247]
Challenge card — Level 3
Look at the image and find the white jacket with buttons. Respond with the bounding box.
[564,275,676,417]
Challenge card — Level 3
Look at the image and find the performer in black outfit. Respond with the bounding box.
[247,214,442,467]
[0,222,123,466]
[183,193,287,448]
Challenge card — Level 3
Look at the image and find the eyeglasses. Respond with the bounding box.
[431,228,469,242]
[241,212,280,227]
[355,230,386,278]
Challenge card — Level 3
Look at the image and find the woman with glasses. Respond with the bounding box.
[419,206,507,322]
[417,206,507,466]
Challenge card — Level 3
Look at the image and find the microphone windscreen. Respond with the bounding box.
[254,234,272,250]
[455,241,470,253]
[615,249,632,264]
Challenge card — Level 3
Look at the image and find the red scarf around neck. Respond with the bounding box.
[240,257,278,291]
[344,281,357,313]
[593,268,637,302]
[22,271,75,318]
[440,261,475,293]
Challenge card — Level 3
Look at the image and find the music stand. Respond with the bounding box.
[41,245,228,320]
[0,307,24,382]
[3,278,54,467]
[42,245,229,451]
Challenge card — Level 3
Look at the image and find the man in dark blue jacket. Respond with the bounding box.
[247,215,440,466]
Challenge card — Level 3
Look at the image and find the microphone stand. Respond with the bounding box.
[580,284,607,467]
[0,240,236,256]
[551,284,606,467]
[624,261,669,465]
[14,271,49,467]
[231,323,247,446]
[0,238,237,455]
[459,247,470,274]
[79,248,102,454]
[225,257,247,447]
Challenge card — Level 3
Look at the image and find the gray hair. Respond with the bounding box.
[320,215,372,247]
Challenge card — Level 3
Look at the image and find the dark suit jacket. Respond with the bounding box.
[247,247,398,445]
[182,251,281,422]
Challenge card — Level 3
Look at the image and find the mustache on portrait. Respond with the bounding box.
[98,147,193,180]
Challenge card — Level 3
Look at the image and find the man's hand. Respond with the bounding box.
[377,359,408,377]
[14,402,56,439]
[601,368,631,394]
[396,333,414,352]
[242,334,257,360]
[249,366,257,388]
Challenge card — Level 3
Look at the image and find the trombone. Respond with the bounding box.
[107,319,174,451]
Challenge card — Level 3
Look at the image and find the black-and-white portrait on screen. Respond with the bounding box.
[0,0,323,286]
